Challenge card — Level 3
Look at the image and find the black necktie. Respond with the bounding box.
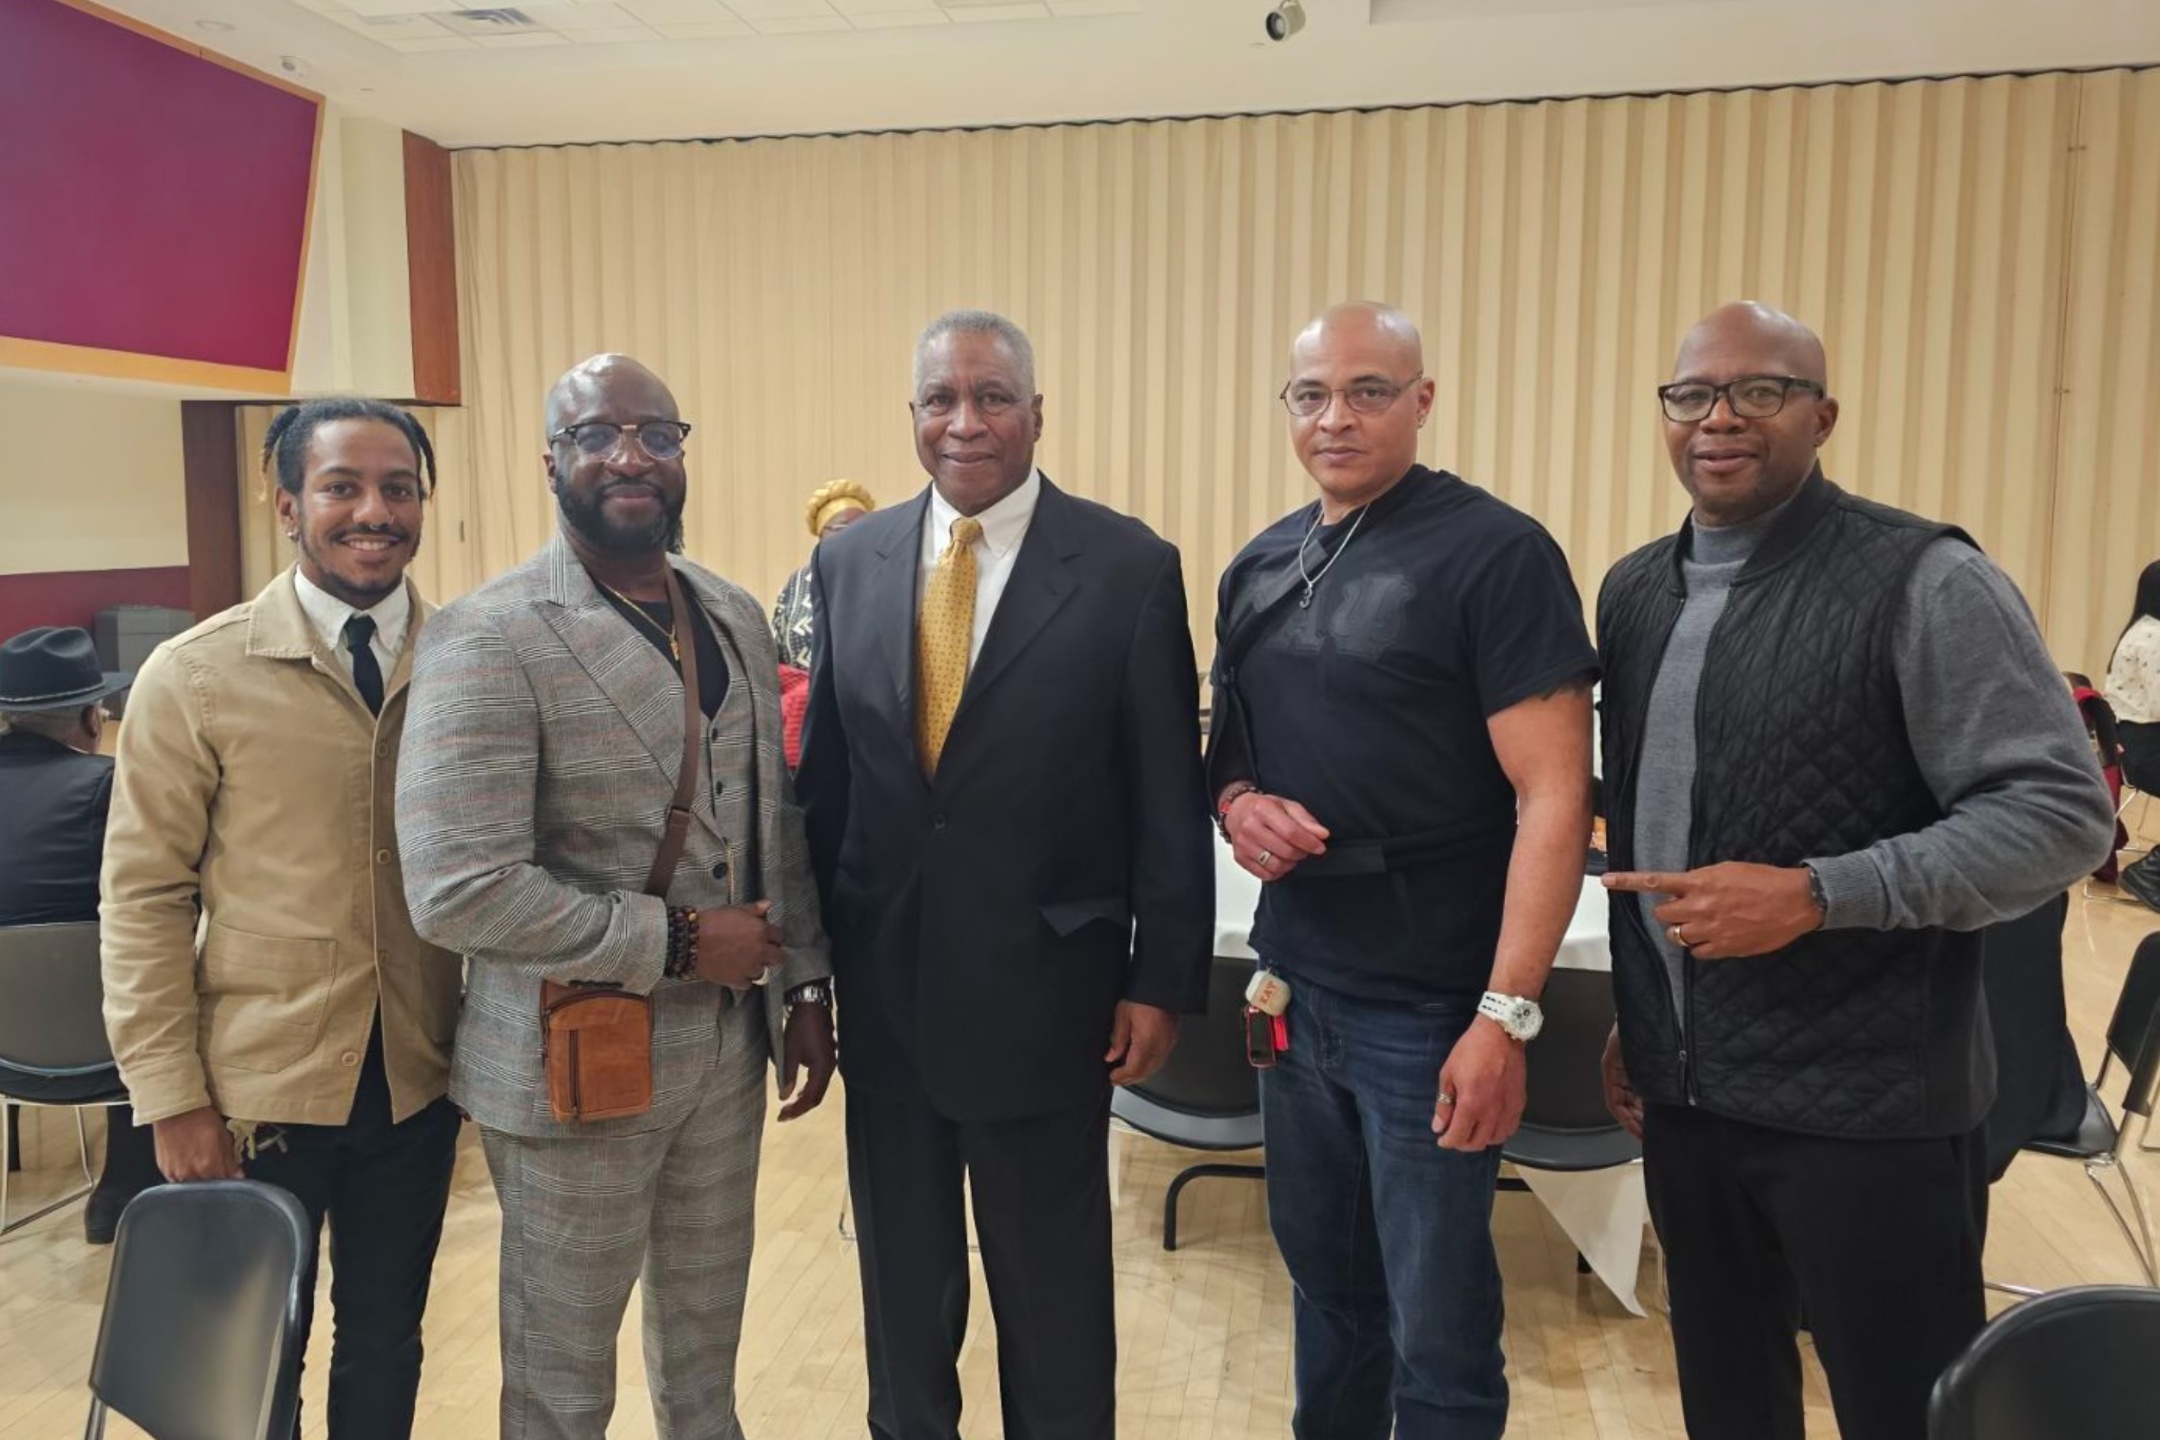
[345,614,384,716]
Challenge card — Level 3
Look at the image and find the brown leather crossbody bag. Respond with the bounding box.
[542,566,704,1122]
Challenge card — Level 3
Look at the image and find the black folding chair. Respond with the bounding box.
[83,1180,313,1440]
[1111,956,1265,1251]
[1929,1284,2160,1438]
[0,921,128,1236]
[1990,932,2160,1297]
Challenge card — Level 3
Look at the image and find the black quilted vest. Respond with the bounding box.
[1598,473,1993,1138]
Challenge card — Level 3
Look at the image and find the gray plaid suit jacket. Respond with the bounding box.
[396,534,831,1138]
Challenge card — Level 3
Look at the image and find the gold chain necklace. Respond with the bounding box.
[597,579,681,662]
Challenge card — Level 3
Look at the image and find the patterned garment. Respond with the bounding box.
[2107,615,2160,725]
[771,562,816,670]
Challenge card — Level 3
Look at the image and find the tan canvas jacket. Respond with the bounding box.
[101,568,462,1127]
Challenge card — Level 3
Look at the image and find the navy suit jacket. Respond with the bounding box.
[798,476,1213,1122]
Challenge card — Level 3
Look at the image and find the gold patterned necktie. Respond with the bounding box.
[917,515,984,776]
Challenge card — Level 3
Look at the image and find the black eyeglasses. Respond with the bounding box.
[549,421,693,460]
[1657,376,1825,424]
[1279,373,1423,419]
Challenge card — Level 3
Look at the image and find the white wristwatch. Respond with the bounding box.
[1478,991,1544,1042]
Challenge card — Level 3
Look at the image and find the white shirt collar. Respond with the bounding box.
[926,468,1042,558]
[292,567,412,661]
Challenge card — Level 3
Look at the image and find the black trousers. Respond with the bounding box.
[1642,1104,1987,1440]
[244,1024,460,1440]
[845,1065,1116,1440]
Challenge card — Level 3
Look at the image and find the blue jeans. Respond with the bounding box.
[1261,972,1507,1440]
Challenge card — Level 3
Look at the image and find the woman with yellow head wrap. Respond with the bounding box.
[772,478,876,671]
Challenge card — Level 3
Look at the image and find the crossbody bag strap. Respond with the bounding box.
[642,564,704,899]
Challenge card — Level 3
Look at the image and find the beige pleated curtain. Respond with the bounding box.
[234,67,2160,675]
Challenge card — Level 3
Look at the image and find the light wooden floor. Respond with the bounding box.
[7,862,2158,1438]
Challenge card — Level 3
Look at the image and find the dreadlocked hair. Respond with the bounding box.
[261,397,438,500]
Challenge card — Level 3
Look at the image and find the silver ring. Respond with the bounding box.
[1256,849,1274,868]
[752,970,772,988]
[1668,924,1688,948]
[1436,1092,1456,1106]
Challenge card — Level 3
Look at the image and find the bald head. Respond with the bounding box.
[1664,302,1839,526]
[544,353,688,558]
[1292,302,1425,375]
[1283,302,1436,520]
[1674,302,1828,389]
[546,353,679,433]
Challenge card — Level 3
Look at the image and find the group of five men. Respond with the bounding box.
[30,296,2108,1440]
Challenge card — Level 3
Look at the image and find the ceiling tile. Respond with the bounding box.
[944,3,1050,22]
[721,0,838,17]
[831,0,935,11]
[746,14,850,32]
[574,25,661,41]
[1045,0,1140,14]
[650,17,756,35]
[619,0,731,22]
[511,3,639,28]
[472,30,575,45]
[385,33,479,49]
[326,11,453,41]
[846,10,949,26]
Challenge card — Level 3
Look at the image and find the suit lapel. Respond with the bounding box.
[950,479,1080,733]
[536,534,690,780]
[872,492,930,742]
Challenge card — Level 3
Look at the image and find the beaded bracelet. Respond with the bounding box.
[664,906,701,980]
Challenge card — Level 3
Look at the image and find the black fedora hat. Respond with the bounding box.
[0,627,134,713]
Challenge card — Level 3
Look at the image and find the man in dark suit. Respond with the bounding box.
[799,309,1213,1440]
[0,625,157,1241]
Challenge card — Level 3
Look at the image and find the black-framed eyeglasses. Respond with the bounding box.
[1657,376,1824,424]
[548,420,694,460]
[1279,372,1423,418]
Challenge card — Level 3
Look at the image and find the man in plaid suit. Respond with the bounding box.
[397,354,834,1440]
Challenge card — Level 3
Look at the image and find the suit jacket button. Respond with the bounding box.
[712,861,730,880]
[713,778,725,798]
[932,814,947,832]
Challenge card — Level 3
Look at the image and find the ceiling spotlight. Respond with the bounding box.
[1264,0,1304,43]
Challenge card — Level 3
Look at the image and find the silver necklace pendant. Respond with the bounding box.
[1299,586,1315,609]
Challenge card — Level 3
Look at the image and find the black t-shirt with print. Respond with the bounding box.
[1215,466,1597,1001]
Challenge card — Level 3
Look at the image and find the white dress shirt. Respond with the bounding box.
[293,567,411,682]
[918,468,1042,664]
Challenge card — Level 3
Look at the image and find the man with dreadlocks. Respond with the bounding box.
[102,397,463,1440]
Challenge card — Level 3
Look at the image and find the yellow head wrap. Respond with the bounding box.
[807,478,877,538]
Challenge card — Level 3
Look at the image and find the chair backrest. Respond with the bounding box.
[0,921,111,1072]
[87,1181,312,1440]
[2106,934,2160,1120]
[1126,956,1260,1120]
[1929,1284,2160,1439]
[1522,968,1619,1132]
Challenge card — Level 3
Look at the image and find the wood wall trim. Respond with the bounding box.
[181,402,245,619]
[403,131,461,406]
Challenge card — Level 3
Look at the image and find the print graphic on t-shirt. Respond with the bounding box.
[1269,573,1414,662]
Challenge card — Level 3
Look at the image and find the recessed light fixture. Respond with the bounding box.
[195,18,235,31]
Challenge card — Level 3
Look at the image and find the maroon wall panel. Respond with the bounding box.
[0,0,318,371]
[0,567,193,641]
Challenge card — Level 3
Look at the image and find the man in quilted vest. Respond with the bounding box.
[1596,303,2113,1440]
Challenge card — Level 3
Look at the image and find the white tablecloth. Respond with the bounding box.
[1212,839,1649,1315]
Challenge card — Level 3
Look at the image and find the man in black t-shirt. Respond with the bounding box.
[1209,303,1597,1440]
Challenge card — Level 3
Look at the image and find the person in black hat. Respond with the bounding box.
[0,624,157,1242]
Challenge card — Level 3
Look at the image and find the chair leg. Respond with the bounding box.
[1160,1162,1266,1253]
[2085,1157,2159,1287]
[0,1103,97,1239]
[83,1396,106,1440]
[74,1109,95,1188]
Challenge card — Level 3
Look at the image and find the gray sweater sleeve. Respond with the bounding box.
[1806,540,2115,932]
